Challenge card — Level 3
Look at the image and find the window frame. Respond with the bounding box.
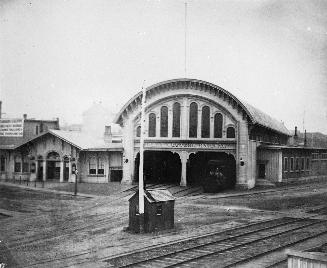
[283,157,288,172]
[160,106,168,137]
[226,126,236,139]
[88,157,97,175]
[148,113,157,137]
[189,102,198,138]
[290,157,294,172]
[214,113,223,138]
[201,105,210,138]
[172,102,181,137]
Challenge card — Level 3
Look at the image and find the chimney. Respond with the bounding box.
[56,117,60,129]
[104,125,112,144]
[23,114,27,120]
[294,126,298,137]
[304,129,307,147]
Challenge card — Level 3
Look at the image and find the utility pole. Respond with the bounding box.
[184,2,187,77]
[138,80,146,232]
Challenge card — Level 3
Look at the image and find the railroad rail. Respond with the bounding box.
[104,217,327,268]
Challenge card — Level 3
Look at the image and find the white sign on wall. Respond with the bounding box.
[0,118,24,137]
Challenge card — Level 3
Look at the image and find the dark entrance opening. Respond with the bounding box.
[258,164,265,178]
[46,152,61,180]
[188,152,236,187]
[63,157,70,181]
[37,156,43,181]
[134,151,181,184]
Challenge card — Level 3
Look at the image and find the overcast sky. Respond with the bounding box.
[1,0,327,133]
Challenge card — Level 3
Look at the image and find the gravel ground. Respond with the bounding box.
[0,182,327,267]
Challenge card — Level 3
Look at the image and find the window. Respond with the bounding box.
[0,156,5,172]
[97,158,105,175]
[148,113,156,137]
[201,106,210,138]
[306,157,310,170]
[160,106,168,137]
[136,126,141,137]
[295,158,299,171]
[14,157,21,173]
[227,126,235,138]
[89,157,97,175]
[40,123,44,133]
[214,113,223,138]
[22,156,30,172]
[22,162,29,173]
[301,157,305,171]
[30,162,36,173]
[89,157,105,175]
[283,157,288,172]
[36,125,39,135]
[290,157,294,172]
[172,102,181,137]
[189,102,198,138]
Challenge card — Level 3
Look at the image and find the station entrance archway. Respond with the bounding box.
[134,151,181,184]
[187,152,236,187]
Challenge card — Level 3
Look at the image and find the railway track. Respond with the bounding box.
[103,217,327,268]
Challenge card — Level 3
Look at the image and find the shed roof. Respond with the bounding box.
[129,190,175,203]
[243,103,290,136]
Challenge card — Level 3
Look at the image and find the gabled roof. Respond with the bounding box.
[14,129,123,151]
[129,190,175,203]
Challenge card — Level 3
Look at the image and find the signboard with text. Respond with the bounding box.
[0,118,24,137]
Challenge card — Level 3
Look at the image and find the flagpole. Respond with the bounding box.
[138,80,146,232]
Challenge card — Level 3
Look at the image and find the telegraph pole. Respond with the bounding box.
[184,2,187,77]
[138,80,146,232]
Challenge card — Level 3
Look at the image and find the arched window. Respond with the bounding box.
[98,158,105,175]
[136,126,141,137]
[189,102,198,138]
[89,157,97,175]
[148,113,156,137]
[201,106,210,138]
[160,106,168,137]
[172,102,181,137]
[227,126,235,138]
[214,113,223,138]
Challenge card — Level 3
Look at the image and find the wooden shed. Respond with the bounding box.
[128,189,175,233]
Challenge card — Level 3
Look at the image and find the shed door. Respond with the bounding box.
[258,164,265,178]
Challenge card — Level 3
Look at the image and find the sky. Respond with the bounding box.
[1,0,327,133]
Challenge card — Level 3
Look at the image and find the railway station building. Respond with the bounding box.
[1,78,327,188]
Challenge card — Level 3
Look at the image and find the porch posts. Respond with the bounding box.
[178,151,190,187]
[68,160,72,182]
[42,160,46,181]
[59,160,64,182]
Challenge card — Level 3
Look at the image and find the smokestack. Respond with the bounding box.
[104,125,112,144]
[294,126,298,137]
[304,129,307,147]
[0,101,2,119]
[23,114,27,120]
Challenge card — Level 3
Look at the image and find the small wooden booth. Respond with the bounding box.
[128,189,175,233]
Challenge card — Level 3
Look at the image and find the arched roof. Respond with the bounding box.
[114,78,290,136]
